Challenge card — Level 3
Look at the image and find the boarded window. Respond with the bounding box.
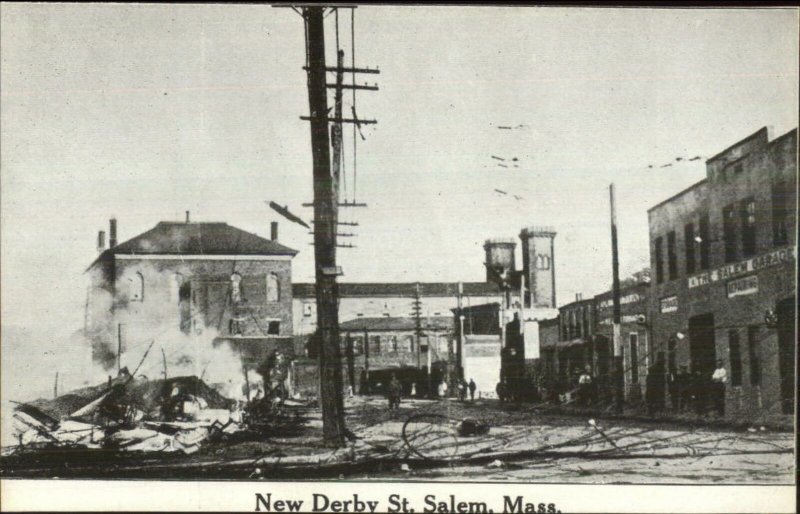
[728,329,742,386]
[698,214,710,270]
[655,237,664,284]
[747,325,761,386]
[772,182,790,247]
[740,197,756,257]
[266,273,280,303]
[684,222,696,274]
[369,335,381,354]
[179,281,192,334]
[723,203,738,263]
[352,336,364,355]
[667,231,678,280]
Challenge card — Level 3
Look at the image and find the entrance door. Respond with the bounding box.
[776,297,796,415]
[688,313,716,378]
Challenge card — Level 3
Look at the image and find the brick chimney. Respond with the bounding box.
[271,221,278,242]
[109,218,117,248]
[97,230,106,252]
[185,210,190,223]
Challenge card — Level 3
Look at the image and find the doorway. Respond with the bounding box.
[688,313,716,378]
[776,297,795,415]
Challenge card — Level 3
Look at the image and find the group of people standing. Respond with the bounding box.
[647,359,727,416]
[386,375,479,410]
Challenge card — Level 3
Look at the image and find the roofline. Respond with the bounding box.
[292,281,500,297]
[114,254,295,261]
[647,178,707,214]
[705,127,768,164]
[769,127,797,147]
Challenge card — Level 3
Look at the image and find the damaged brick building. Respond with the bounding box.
[84,217,298,375]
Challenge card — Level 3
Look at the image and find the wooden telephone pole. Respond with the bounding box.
[304,6,347,446]
[297,6,379,446]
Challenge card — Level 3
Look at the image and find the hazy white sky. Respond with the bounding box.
[1,4,798,397]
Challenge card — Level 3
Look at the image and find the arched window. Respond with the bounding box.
[536,254,551,270]
[129,272,144,302]
[230,273,242,303]
[266,273,280,302]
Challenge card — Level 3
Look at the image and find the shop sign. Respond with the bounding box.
[598,293,643,310]
[660,296,678,313]
[727,275,758,298]
[688,246,795,289]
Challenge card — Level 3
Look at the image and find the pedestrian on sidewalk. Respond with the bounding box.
[457,379,467,402]
[496,379,506,404]
[675,365,690,412]
[437,379,448,399]
[387,374,402,411]
[711,360,727,416]
[690,369,706,415]
[468,379,477,401]
[577,366,594,407]
[645,355,666,416]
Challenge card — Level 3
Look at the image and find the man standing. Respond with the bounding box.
[711,360,727,416]
[675,365,690,412]
[388,374,403,411]
[468,379,477,401]
[577,366,593,407]
[645,354,666,416]
[437,379,448,399]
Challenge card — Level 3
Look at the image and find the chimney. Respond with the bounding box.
[185,211,190,223]
[109,218,117,248]
[576,293,582,301]
[271,221,279,242]
[97,230,106,252]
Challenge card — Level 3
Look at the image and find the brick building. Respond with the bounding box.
[85,219,298,371]
[338,316,454,396]
[537,280,649,403]
[647,127,797,421]
[292,281,505,339]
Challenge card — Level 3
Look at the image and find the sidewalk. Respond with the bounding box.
[530,401,794,432]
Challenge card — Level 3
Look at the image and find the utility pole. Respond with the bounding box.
[54,372,59,398]
[117,324,122,375]
[304,6,346,446]
[609,183,624,414]
[412,283,423,367]
[363,327,369,394]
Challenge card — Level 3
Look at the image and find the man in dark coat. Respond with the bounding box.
[468,379,477,401]
[645,355,666,416]
[387,374,403,411]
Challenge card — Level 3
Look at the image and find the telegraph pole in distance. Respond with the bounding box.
[609,183,624,414]
[305,6,346,446]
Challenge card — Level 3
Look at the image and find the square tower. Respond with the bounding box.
[519,226,557,309]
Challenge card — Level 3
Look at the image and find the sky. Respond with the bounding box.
[1,4,798,401]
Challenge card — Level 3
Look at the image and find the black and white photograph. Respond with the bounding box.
[0,3,797,512]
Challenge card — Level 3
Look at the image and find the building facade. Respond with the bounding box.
[338,316,454,396]
[648,127,797,421]
[85,219,298,371]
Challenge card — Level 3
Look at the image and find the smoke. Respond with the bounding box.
[81,263,266,401]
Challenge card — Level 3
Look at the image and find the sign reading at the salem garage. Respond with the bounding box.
[688,246,795,288]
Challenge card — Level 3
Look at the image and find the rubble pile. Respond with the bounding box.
[8,372,309,457]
